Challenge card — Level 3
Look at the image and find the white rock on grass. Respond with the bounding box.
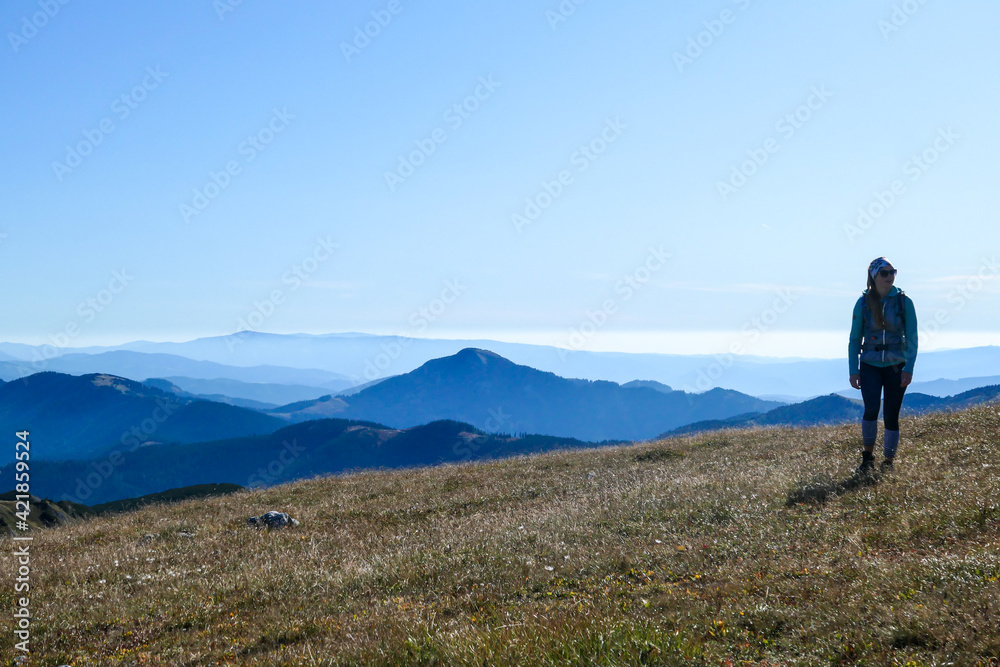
[247,511,300,530]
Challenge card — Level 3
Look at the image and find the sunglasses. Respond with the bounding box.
[878,269,897,278]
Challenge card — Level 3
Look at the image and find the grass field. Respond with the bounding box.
[3,403,999,666]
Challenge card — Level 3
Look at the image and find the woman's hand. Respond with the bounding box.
[850,374,861,389]
[901,372,912,388]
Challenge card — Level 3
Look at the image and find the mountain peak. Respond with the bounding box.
[335,348,778,441]
[90,373,148,395]
[454,347,506,361]
[422,348,514,372]
[621,380,674,394]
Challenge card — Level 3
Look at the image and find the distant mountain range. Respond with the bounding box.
[0,350,779,466]
[142,376,330,408]
[5,418,615,505]
[141,378,278,410]
[15,381,999,506]
[899,384,1000,414]
[3,334,1000,398]
[0,350,352,390]
[846,374,1000,399]
[0,373,285,462]
[268,348,783,441]
[667,385,1000,436]
[6,343,999,467]
[5,346,999,506]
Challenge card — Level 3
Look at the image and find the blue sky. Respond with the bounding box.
[2,0,998,358]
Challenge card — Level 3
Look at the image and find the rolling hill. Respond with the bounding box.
[141,378,279,410]
[272,348,782,441]
[144,375,329,406]
[4,417,616,505]
[0,372,286,462]
[667,385,1000,435]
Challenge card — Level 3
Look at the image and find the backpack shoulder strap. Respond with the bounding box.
[897,290,906,334]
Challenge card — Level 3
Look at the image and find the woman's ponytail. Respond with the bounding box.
[865,273,890,330]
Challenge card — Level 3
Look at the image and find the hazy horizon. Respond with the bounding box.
[2,329,999,362]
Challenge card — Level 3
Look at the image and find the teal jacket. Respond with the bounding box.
[848,285,918,375]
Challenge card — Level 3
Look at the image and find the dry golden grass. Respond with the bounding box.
[3,404,999,666]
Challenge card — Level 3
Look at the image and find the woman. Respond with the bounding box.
[848,257,918,474]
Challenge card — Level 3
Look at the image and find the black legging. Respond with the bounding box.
[860,361,907,430]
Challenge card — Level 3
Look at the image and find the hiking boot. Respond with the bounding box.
[856,452,875,476]
[880,458,894,473]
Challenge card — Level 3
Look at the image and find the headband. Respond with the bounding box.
[869,257,894,279]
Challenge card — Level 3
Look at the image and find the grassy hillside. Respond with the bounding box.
[0,484,244,535]
[1,404,998,665]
